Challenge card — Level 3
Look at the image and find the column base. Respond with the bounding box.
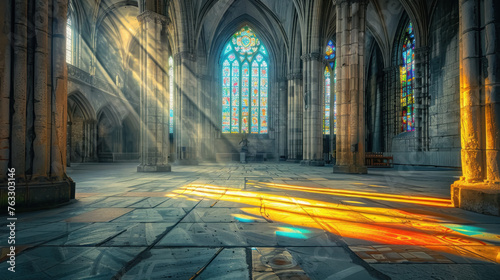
[0,178,75,210]
[451,180,500,216]
[300,160,325,166]
[287,159,301,163]
[137,164,172,172]
[332,165,368,174]
[177,159,199,166]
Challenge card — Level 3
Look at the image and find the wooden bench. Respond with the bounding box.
[365,152,393,168]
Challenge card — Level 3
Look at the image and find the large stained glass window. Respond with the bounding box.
[169,56,174,134]
[400,22,415,132]
[323,40,336,135]
[66,18,72,64]
[222,26,268,134]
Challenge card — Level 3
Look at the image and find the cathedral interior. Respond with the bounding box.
[1,0,500,279]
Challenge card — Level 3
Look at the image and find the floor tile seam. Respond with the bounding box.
[110,199,205,279]
[280,189,392,279]
[188,247,225,280]
[125,197,154,208]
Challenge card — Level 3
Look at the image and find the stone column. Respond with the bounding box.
[382,66,399,152]
[0,0,11,177]
[278,78,288,160]
[333,0,368,174]
[414,47,430,151]
[0,0,74,209]
[174,52,199,165]
[451,0,500,215]
[301,54,324,166]
[287,72,303,162]
[484,0,500,184]
[137,11,171,172]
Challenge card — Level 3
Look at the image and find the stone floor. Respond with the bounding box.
[2,162,500,279]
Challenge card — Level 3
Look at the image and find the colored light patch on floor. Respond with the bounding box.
[232,214,263,223]
[175,183,500,264]
[275,227,311,239]
[257,182,452,207]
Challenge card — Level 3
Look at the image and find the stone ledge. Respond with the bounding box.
[137,164,172,172]
[332,165,368,174]
[0,179,75,211]
[451,180,500,216]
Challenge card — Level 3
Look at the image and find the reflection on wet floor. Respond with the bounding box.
[1,163,500,279]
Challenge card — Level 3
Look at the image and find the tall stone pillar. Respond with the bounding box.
[278,78,288,160]
[0,0,75,209]
[174,52,199,165]
[136,10,171,172]
[333,0,368,174]
[301,54,324,166]
[414,47,430,151]
[451,0,500,215]
[287,72,303,162]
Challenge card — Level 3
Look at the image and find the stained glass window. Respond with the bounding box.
[324,40,337,135]
[169,56,174,134]
[400,22,415,132]
[221,26,268,134]
[66,18,72,64]
[325,40,336,60]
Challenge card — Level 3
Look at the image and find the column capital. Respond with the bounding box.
[137,10,170,25]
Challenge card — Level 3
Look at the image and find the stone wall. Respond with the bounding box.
[427,0,460,166]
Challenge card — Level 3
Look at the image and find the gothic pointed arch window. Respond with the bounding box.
[66,17,73,64]
[323,40,337,135]
[169,56,174,134]
[399,22,415,132]
[221,26,268,134]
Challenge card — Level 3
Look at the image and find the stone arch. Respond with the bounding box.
[67,91,97,164]
[96,105,121,161]
[121,113,140,154]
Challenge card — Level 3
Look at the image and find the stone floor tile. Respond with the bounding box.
[121,248,220,279]
[196,248,250,279]
[180,207,267,223]
[0,247,143,280]
[104,223,175,246]
[45,223,134,246]
[371,263,500,280]
[112,208,188,223]
[65,208,133,223]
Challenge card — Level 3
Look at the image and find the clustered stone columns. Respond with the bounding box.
[301,54,324,166]
[174,52,199,165]
[136,11,171,172]
[414,47,430,151]
[382,66,399,152]
[333,0,368,174]
[83,120,98,162]
[452,0,500,215]
[0,0,75,208]
[287,72,303,162]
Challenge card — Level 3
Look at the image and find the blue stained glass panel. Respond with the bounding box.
[221,26,268,134]
[400,22,416,132]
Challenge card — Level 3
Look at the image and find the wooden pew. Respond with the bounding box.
[365,152,393,168]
